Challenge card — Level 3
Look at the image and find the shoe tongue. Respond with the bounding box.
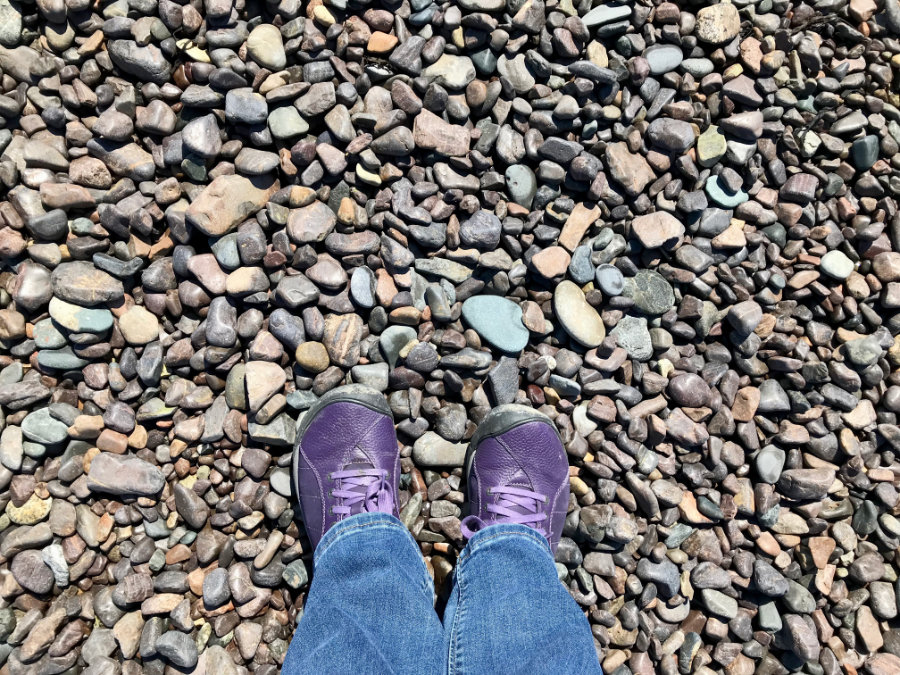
[497,469,537,516]
[505,468,532,491]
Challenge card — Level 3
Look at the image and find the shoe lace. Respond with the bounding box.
[461,486,549,539]
[330,467,394,516]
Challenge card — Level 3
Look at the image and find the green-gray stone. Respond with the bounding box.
[248,413,297,447]
[505,164,537,209]
[819,250,854,280]
[851,135,878,171]
[21,408,69,445]
[783,580,816,613]
[705,175,748,208]
[211,233,241,270]
[623,270,675,315]
[136,397,176,421]
[33,319,66,349]
[379,325,417,368]
[701,588,738,619]
[461,295,529,353]
[225,363,247,410]
[149,548,167,572]
[268,107,309,140]
[610,315,652,361]
[48,297,113,333]
[757,600,782,631]
[0,362,22,385]
[697,125,727,167]
[414,258,473,283]
[282,560,309,589]
[644,44,682,74]
[38,348,89,370]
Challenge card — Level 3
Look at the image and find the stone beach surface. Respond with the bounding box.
[0,0,899,673]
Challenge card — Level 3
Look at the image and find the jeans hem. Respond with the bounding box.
[314,511,409,566]
[458,523,552,565]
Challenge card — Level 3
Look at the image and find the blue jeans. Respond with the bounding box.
[282,512,602,674]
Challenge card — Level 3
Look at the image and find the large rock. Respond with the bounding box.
[631,212,685,249]
[412,110,470,156]
[87,454,166,497]
[51,261,124,307]
[185,175,275,236]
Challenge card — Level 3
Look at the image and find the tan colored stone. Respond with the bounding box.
[605,142,655,196]
[731,386,760,421]
[872,252,900,282]
[323,313,363,367]
[367,31,398,53]
[530,246,570,278]
[295,342,330,373]
[808,536,835,569]
[5,494,52,525]
[559,203,601,252]
[118,305,160,345]
[185,175,275,236]
[711,222,746,248]
[68,414,105,440]
[244,361,287,413]
[865,653,900,675]
[632,211,685,249]
[857,605,883,652]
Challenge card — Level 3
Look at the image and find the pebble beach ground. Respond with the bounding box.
[0,0,900,673]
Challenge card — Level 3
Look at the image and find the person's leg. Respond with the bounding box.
[444,523,601,674]
[282,384,443,674]
[282,512,444,674]
[445,405,602,675]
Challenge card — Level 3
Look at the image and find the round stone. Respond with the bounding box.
[820,250,854,280]
[118,305,160,345]
[595,265,625,296]
[295,342,330,373]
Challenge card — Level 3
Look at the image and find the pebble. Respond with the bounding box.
[554,281,606,348]
[623,271,675,315]
[610,316,652,361]
[631,212,685,250]
[820,250,854,280]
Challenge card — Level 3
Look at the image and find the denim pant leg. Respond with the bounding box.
[282,512,444,674]
[444,524,602,675]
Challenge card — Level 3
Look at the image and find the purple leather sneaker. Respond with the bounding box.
[292,384,400,549]
[461,405,570,553]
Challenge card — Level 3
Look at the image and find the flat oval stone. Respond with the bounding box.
[49,297,114,333]
[820,250,854,280]
[33,319,66,349]
[38,348,90,370]
[22,407,70,444]
[583,3,631,26]
[644,44,683,74]
[461,296,529,353]
[553,280,606,348]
